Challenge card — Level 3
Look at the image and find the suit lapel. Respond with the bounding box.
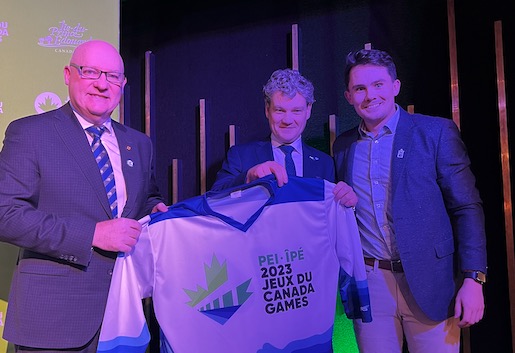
[54,103,113,217]
[302,144,319,178]
[256,141,274,163]
[337,131,359,185]
[345,135,358,185]
[391,109,414,196]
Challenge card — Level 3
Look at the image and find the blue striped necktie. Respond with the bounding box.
[279,145,297,176]
[86,126,118,218]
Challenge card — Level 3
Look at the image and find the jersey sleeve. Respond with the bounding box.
[97,219,155,352]
[326,181,372,323]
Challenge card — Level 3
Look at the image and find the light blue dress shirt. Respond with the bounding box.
[352,105,401,260]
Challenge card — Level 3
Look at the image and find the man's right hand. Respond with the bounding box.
[92,218,142,253]
[333,181,358,208]
[246,161,289,186]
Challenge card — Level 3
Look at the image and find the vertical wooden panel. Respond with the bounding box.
[292,24,299,70]
[329,114,336,157]
[447,0,461,130]
[144,50,152,137]
[143,49,158,352]
[199,99,207,195]
[229,124,236,148]
[119,91,124,125]
[171,158,182,204]
[447,1,469,350]
[495,20,515,353]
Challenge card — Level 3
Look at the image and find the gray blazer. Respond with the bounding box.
[0,103,163,348]
[333,107,487,321]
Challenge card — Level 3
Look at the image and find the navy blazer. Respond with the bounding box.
[0,103,163,348]
[211,139,336,191]
[333,107,487,321]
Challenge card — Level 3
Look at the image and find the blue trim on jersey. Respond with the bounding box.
[96,323,150,353]
[339,269,372,323]
[160,328,174,353]
[257,326,333,352]
[148,175,325,232]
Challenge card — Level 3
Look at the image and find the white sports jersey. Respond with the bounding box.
[98,176,371,353]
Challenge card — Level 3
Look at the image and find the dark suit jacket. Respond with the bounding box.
[0,103,163,348]
[333,107,487,321]
[211,139,336,191]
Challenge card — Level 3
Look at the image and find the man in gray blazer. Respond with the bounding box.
[0,40,166,352]
[212,68,357,208]
[333,48,487,353]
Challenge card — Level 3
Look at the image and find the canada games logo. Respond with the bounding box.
[184,255,253,325]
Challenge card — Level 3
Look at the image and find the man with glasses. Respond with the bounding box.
[0,39,167,352]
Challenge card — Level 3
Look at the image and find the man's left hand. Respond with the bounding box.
[333,181,358,208]
[454,278,485,327]
[151,202,168,213]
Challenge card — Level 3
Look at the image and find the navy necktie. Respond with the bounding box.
[86,126,118,218]
[279,145,297,176]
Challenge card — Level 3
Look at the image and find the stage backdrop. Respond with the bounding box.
[0,1,119,351]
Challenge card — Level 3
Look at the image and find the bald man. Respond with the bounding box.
[0,40,166,352]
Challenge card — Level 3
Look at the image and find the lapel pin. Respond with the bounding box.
[397,149,405,158]
[309,155,319,161]
[126,146,132,151]
[127,160,134,167]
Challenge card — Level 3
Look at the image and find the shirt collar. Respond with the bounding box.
[358,104,401,137]
[270,135,302,152]
[72,110,113,135]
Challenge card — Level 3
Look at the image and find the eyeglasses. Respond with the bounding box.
[70,63,125,86]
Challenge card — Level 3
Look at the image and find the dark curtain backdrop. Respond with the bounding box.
[121,0,513,351]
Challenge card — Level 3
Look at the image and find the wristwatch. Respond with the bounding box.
[463,271,486,285]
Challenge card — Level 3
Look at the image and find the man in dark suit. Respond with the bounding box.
[0,40,167,352]
[333,48,487,353]
[211,68,356,207]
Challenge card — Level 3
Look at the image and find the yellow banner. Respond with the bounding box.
[0,0,120,144]
[0,2,119,351]
[0,299,7,353]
